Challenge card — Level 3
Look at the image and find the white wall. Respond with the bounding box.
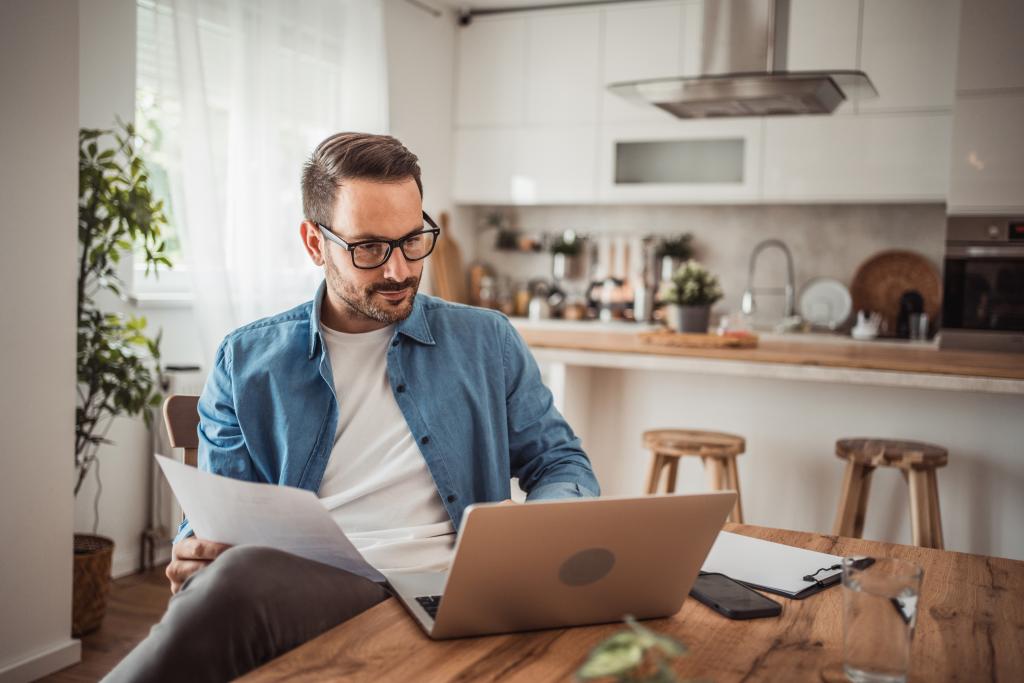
[0,1,83,680]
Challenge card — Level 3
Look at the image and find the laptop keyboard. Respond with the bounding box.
[415,595,442,618]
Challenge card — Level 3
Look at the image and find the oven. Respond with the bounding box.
[940,216,1024,353]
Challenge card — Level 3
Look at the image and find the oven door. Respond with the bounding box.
[942,245,1024,352]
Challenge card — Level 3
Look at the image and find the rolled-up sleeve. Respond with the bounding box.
[503,322,600,501]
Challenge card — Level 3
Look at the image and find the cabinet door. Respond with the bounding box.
[955,0,1024,91]
[455,16,526,126]
[763,113,951,201]
[948,94,1024,213]
[601,0,701,124]
[453,127,598,204]
[859,0,960,112]
[785,0,859,115]
[526,8,601,125]
[453,128,520,204]
[598,119,763,203]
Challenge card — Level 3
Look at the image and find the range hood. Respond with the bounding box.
[608,0,877,119]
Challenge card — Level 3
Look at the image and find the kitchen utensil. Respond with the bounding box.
[429,212,468,304]
[798,277,852,329]
[896,290,925,338]
[909,312,930,341]
[850,251,941,337]
[640,330,759,349]
[851,311,882,340]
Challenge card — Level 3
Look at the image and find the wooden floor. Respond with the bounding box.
[42,565,170,683]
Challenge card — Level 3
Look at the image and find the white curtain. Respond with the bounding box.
[139,0,389,367]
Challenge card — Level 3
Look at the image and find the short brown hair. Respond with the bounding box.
[301,132,422,225]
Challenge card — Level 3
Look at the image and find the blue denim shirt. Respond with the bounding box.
[175,283,599,543]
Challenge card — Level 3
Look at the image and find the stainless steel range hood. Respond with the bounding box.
[608,0,877,119]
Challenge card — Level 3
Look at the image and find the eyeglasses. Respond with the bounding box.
[316,211,441,270]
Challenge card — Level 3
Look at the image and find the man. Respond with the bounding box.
[105,132,599,682]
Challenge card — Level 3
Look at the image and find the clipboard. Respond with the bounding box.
[700,531,873,600]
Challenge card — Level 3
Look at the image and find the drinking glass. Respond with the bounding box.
[842,557,923,683]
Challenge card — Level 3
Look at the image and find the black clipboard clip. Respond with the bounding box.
[802,557,876,588]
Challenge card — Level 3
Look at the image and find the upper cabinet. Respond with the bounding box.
[954,0,1024,91]
[453,0,962,205]
[858,0,961,112]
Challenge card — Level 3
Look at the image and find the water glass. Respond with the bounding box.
[842,557,923,683]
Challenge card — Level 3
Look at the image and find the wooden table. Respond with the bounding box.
[242,524,1023,682]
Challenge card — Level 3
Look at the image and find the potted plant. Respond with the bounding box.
[74,121,169,636]
[655,233,694,282]
[660,260,723,333]
[550,229,586,281]
[576,615,695,682]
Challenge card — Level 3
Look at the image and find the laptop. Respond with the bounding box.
[384,491,736,639]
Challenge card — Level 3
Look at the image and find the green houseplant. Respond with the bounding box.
[659,260,723,333]
[655,233,694,282]
[576,615,697,683]
[74,121,170,636]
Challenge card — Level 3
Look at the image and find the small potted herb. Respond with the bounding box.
[655,233,694,282]
[659,260,723,333]
[550,229,586,281]
[576,615,696,683]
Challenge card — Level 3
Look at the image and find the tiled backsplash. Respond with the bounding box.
[471,204,947,321]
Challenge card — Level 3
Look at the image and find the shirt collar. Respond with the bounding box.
[308,280,435,359]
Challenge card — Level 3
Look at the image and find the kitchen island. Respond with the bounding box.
[512,320,1024,561]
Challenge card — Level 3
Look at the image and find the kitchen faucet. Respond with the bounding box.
[741,239,795,320]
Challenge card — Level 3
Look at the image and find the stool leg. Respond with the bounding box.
[724,457,744,524]
[704,457,727,494]
[665,457,680,494]
[927,469,944,550]
[833,461,869,538]
[643,450,667,493]
[852,466,875,538]
[908,468,934,548]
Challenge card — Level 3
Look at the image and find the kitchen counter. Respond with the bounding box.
[511,321,1024,395]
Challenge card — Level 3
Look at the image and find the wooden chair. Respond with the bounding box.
[831,438,948,549]
[163,394,200,467]
[642,429,747,523]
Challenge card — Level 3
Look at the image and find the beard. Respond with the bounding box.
[324,256,419,325]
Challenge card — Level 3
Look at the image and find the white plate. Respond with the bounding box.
[799,278,852,329]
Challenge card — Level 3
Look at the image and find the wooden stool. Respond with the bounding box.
[642,429,746,523]
[832,438,948,549]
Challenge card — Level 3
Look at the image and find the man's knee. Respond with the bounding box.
[179,545,287,607]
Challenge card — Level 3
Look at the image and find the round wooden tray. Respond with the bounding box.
[849,250,941,337]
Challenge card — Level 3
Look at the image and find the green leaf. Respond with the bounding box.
[576,633,645,680]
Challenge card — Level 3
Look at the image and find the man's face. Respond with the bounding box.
[314,177,425,327]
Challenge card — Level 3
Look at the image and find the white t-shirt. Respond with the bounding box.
[317,323,456,574]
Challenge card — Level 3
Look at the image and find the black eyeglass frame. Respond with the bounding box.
[316,211,441,270]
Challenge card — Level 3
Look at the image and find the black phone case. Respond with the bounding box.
[690,572,782,620]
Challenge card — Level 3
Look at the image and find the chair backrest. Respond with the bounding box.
[163,394,200,467]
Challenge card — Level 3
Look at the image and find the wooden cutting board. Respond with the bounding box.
[639,330,759,349]
[850,250,941,336]
[429,211,469,304]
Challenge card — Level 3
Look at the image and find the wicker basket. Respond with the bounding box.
[72,534,114,637]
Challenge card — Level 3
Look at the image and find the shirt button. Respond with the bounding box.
[447,494,457,503]
[396,384,406,393]
[420,436,430,445]
[391,338,400,347]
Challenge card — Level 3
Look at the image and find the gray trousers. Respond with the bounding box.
[103,546,390,683]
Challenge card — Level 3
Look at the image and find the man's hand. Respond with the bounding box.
[166,536,232,594]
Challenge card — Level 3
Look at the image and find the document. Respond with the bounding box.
[701,531,845,598]
[156,454,385,583]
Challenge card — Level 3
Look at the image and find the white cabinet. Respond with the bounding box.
[599,119,763,203]
[453,126,598,205]
[785,0,859,115]
[948,94,1024,213]
[858,0,960,112]
[954,0,1024,91]
[526,9,601,125]
[601,0,702,124]
[763,113,951,201]
[455,16,526,126]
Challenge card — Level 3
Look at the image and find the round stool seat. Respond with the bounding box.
[836,438,948,470]
[832,437,948,550]
[643,429,745,459]
[642,429,747,524]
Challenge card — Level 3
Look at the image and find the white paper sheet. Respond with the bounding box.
[156,455,385,583]
[701,531,844,596]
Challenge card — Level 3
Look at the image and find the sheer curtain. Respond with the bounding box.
[138,0,389,366]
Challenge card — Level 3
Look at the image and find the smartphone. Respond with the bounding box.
[690,572,782,620]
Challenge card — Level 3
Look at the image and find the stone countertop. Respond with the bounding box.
[510,320,1024,395]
